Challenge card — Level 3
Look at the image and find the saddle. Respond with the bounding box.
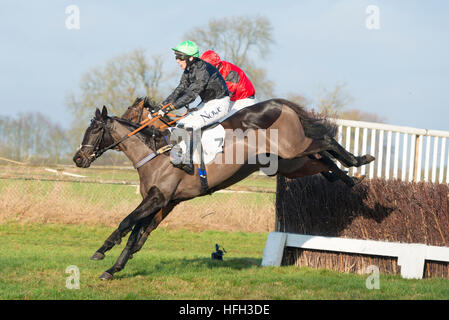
[168,124,226,195]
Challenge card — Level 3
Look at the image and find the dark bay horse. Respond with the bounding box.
[122,97,369,186]
[73,99,374,280]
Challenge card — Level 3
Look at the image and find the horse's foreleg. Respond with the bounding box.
[91,186,167,261]
[98,186,167,280]
[99,205,170,280]
[99,219,150,280]
[130,203,176,256]
[90,228,132,261]
[103,204,175,279]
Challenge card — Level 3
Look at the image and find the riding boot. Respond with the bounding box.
[169,127,194,175]
[181,127,194,175]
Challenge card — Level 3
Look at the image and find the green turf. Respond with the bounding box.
[1,223,448,300]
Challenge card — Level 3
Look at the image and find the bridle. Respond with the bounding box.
[78,118,116,160]
[79,116,172,168]
[79,102,186,167]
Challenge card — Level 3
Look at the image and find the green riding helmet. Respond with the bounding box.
[172,40,199,58]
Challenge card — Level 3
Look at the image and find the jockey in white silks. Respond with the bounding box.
[155,41,231,174]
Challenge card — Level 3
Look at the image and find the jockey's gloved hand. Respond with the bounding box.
[148,103,168,119]
[157,103,175,117]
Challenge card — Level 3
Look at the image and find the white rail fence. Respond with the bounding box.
[261,232,449,279]
[333,119,449,183]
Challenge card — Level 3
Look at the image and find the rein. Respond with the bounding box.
[90,103,176,160]
[86,103,190,169]
[91,115,162,160]
[84,102,211,194]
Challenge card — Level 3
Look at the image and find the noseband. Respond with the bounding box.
[80,116,167,162]
[79,118,109,160]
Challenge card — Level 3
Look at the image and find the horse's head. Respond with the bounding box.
[73,106,115,168]
[121,97,156,124]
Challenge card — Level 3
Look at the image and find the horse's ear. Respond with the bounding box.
[101,105,108,119]
[95,108,101,119]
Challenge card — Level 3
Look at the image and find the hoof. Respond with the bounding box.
[99,271,113,280]
[359,155,375,166]
[90,252,105,260]
[366,154,375,162]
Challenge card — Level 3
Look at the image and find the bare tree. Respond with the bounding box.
[340,109,386,123]
[185,16,275,99]
[46,122,69,164]
[66,49,168,149]
[0,113,70,164]
[286,93,310,108]
[316,83,354,117]
[288,83,385,123]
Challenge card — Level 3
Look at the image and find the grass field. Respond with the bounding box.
[1,223,449,300]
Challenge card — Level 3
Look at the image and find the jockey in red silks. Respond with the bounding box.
[200,50,256,113]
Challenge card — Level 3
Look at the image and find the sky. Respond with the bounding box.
[0,0,448,131]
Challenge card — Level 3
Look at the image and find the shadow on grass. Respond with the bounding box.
[115,257,262,279]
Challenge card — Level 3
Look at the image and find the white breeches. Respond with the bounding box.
[229,97,256,112]
[177,96,231,130]
[218,97,257,122]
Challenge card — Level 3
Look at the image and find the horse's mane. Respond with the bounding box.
[273,98,338,138]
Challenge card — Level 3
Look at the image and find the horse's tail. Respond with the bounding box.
[275,98,337,139]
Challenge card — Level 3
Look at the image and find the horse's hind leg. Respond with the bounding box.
[321,171,341,183]
[320,136,359,167]
[321,169,363,187]
[317,153,358,187]
[321,136,375,168]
